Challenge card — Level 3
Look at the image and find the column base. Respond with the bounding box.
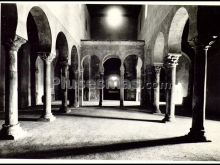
[39,113,56,122]
[74,102,79,108]
[69,105,78,109]
[162,115,175,123]
[0,123,26,140]
[152,106,161,114]
[185,128,211,142]
[120,101,124,107]
[59,106,71,113]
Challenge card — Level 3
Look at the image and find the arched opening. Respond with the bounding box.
[153,32,165,63]
[82,55,100,105]
[27,6,52,52]
[69,46,79,106]
[35,57,44,105]
[18,43,31,109]
[167,7,193,114]
[123,55,142,106]
[1,4,18,43]
[53,32,69,102]
[25,6,52,107]
[168,7,189,53]
[103,58,121,102]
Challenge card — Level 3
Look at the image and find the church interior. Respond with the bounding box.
[1,2,220,161]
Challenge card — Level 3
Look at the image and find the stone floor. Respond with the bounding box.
[0,106,220,162]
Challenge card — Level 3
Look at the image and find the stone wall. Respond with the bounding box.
[137,5,220,117]
[0,3,91,111]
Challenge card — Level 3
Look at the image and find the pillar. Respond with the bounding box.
[136,66,141,102]
[162,53,181,122]
[39,53,56,122]
[152,63,163,114]
[186,36,217,141]
[74,70,79,108]
[35,65,40,105]
[140,68,147,107]
[120,66,125,107]
[0,35,26,140]
[59,62,71,113]
[99,71,104,107]
[79,69,84,106]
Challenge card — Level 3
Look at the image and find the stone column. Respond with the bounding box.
[186,36,217,141]
[59,62,71,113]
[136,67,141,102]
[140,68,147,107]
[120,66,125,107]
[74,70,79,108]
[79,69,84,106]
[39,53,56,122]
[88,56,91,101]
[162,53,181,122]
[152,63,163,114]
[0,35,26,140]
[99,71,104,107]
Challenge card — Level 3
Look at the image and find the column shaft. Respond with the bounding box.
[99,72,104,106]
[120,67,124,107]
[187,40,211,140]
[79,70,84,106]
[74,71,79,107]
[39,53,55,122]
[0,35,26,140]
[169,65,176,119]
[153,64,162,113]
[163,54,181,122]
[59,64,70,113]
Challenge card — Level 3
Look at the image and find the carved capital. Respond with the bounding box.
[204,36,218,50]
[165,53,181,67]
[38,52,55,63]
[188,35,218,50]
[100,71,104,75]
[5,35,27,51]
[153,63,163,74]
[154,66,162,74]
[120,66,125,73]
[188,36,204,48]
[100,66,104,74]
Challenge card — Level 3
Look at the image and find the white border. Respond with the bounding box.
[1,0,220,164]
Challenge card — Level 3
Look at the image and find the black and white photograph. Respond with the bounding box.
[0,0,220,163]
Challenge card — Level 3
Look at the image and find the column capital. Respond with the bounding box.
[4,35,27,51]
[38,52,55,63]
[100,66,104,74]
[188,36,204,48]
[153,62,163,73]
[188,35,218,50]
[120,66,125,72]
[165,53,181,67]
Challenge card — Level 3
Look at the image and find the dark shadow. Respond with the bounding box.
[0,135,210,158]
[79,106,154,115]
[54,112,163,123]
[18,118,39,122]
[18,110,43,115]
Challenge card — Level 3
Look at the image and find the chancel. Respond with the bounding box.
[0,2,220,162]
